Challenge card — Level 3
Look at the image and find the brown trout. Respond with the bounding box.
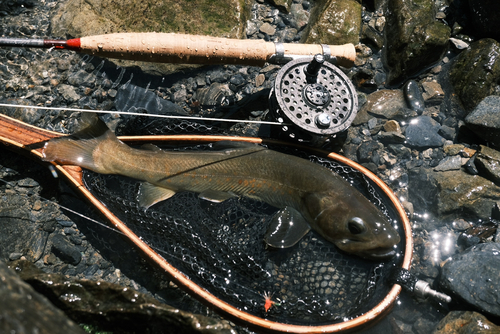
[42,115,400,259]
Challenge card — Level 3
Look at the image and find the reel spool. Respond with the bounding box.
[269,54,358,146]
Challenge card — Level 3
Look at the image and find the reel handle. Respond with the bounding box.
[78,32,356,67]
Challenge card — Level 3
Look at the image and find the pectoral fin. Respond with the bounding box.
[138,182,176,208]
[264,207,311,248]
[199,189,237,203]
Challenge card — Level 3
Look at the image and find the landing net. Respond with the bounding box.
[82,116,405,325]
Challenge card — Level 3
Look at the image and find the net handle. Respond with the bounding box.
[0,113,413,333]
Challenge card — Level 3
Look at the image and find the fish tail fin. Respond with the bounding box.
[42,113,116,172]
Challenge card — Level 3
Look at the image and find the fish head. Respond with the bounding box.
[303,191,401,260]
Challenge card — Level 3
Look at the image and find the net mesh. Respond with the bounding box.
[82,116,405,325]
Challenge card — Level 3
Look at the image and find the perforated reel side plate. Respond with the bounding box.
[273,57,358,135]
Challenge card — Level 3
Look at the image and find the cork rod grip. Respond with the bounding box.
[79,32,356,67]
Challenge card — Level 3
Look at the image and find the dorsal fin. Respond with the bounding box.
[70,112,110,140]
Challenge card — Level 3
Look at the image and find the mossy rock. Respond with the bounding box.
[301,0,362,46]
[383,0,450,85]
[450,39,500,112]
[50,0,251,74]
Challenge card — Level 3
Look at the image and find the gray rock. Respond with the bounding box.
[433,311,500,334]
[438,124,456,141]
[422,81,444,104]
[355,89,408,123]
[451,39,500,112]
[51,234,82,265]
[246,20,259,36]
[25,229,49,262]
[259,22,276,36]
[405,116,445,148]
[465,96,500,147]
[439,243,500,317]
[0,260,86,334]
[403,80,425,114]
[409,168,500,219]
[67,69,95,87]
[377,131,406,144]
[13,260,236,334]
[384,0,451,85]
[433,156,462,171]
[357,140,383,163]
[58,84,81,103]
[290,2,310,31]
[0,204,49,262]
[115,83,185,115]
[475,145,500,186]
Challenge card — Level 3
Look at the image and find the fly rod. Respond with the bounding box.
[0,32,356,67]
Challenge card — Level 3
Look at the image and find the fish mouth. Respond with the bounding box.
[358,247,397,260]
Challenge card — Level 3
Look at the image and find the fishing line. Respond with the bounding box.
[0,176,122,235]
[0,103,288,126]
[0,175,274,301]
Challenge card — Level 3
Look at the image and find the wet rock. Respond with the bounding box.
[450,39,500,112]
[405,116,445,148]
[354,89,410,124]
[434,171,500,218]
[259,22,276,36]
[361,25,384,49]
[51,0,248,39]
[50,0,249,75]
[25,229,49,263]
[433,156,462,171]
[439,243,500,317]
[195,83,233,106]
[289,2,310,30]
[0,0,36,15]
[268,0,292,12]
[409,168,500,219]
[13,260,236,334]
[465,96,500,147]
[377,131,406,145]
[58,84,81,103]
[383,120,401,133]
[115,83,185,115]
[67,69,96,87]
[0,205,49,262]
[438,125,455,141]
[357,140,383,163]
[0,261,86,334]
[458,221,498,248]
[51,234,82,266]
[475,145,500,186]
[433,311,500,334]
[403,80,425,114]
[302,0,362,45]
[384,0,451,85]
[468,0,500,40]
[421,81,444,104]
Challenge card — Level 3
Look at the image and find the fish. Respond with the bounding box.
[42,114,400,260]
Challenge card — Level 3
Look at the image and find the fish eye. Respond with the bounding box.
[348,217,366,235]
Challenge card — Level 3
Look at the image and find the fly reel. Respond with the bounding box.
[269,54,358,146]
